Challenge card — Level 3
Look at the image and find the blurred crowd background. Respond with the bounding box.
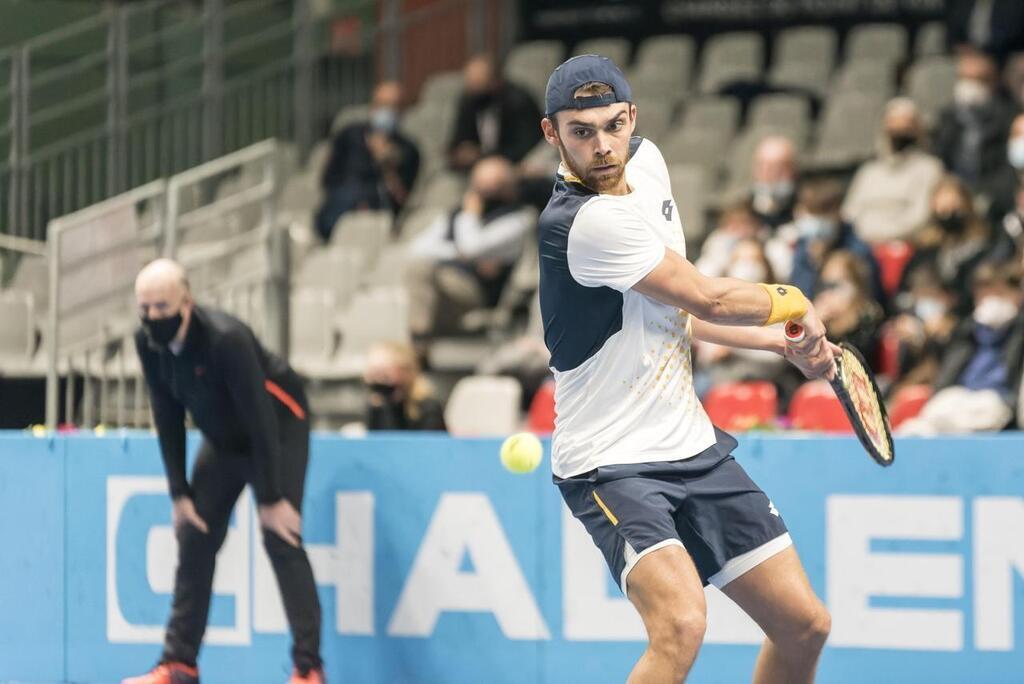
[2,0,1024,438]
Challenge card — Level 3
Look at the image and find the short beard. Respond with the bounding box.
[557,140,625,193]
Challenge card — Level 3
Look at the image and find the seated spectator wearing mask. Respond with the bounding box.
[694,201,766,277]
[693,238,790,396]
[889,265,960,392]
[784,178,884,303]
[408,155,536,336]
[986,112,1024,230]
[363,341,445,431]
[900,175,993,314]
[749,136,799,230]
[841,98,944,244]
[899,261,1024,434]
[933,50,1019,212]
[812,250,885,362]
[315,82,420,242]
[449,54,543,172]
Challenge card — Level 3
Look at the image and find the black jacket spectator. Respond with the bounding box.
[449,81,542,168]
[946,0,1024,61]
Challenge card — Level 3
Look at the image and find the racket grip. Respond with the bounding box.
[784,321,805,343]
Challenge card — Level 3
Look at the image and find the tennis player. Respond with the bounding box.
[124,259,324,684]
[539,55,836,683]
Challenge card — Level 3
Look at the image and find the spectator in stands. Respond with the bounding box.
[812,250,885,362]
[363,341,445,431]
[842,98,944,244]
[694,239,789,396]
[407,155,536,336]
[985,112,1024,225]
[315,81,420,242]
[900,176,993,314]
[899,261,1024,434]
[933,50,1018,212]
[749,136,799,230]
[889,265,960,392]
[448,54,543,172]
[1003,52,1024,109]
[785,178,884,303]
[991,173,1024,262]
[694,201,766,277]
[946,1,1024,62]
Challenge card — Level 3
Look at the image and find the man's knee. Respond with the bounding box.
[774,602,831,656]
[262,528,304,559]
[648,606,707,664]
[176,522,226,556]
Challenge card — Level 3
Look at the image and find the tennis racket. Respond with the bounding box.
[785,321,894,467]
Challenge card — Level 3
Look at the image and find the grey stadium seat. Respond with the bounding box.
[294,246,366,308]
[768,60,831,97]
[420,70,463,105]
[661,128,729,181]
[444,375,522,436]
[572,37,632,68]
[682,96,741,140]
[289,288,340,379]
[634,96,677,141]
[832,59,896,98]
[0,290,37,377]
[504,40,566,105]
[329,210,392,267]
[905,56,957,128]
[334,287,410,378]
[330,104,369,135]
[774,26,837,72]
[697,32,764,93]
[812,92,887,167]
[914,21,947,58]
[748,94,811,133]
[629,34,696,93]
[845,23,907,64]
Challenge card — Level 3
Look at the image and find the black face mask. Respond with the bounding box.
[368,382,400,401]
[935,212,966,235]
[481,196,507,216]
[888,133,916,152]
[142,313,183,348]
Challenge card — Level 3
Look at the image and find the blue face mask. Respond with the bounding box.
[369,107,398,133]
[797,215,839,243]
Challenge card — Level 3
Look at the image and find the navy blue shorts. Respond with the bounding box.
[555,428,790,596]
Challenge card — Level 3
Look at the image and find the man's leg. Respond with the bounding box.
[625,545,708,684]
[162,443,246,666]
[720,546,831,684]
[263,414,322,673]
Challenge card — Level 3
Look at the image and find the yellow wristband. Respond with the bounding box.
[759,283,809,326]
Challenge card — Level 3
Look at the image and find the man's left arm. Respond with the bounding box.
[217,329,284,505]
[691,318,785,355]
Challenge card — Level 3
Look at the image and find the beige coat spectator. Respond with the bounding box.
[842,98,944,243]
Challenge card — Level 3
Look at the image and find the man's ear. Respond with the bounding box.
[629,103,638,134]
[541,116,560,147]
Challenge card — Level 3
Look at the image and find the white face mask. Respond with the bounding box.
[973,296,1020,329]
[954,78,991,107]
[914,297,947,323]
[727,260,769,283]
[1008,136,1024,170]
[797,215,839,243]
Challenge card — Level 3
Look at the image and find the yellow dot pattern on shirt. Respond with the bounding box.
[623,310,696,408]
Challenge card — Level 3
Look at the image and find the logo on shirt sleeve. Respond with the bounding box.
[662,200,674,222]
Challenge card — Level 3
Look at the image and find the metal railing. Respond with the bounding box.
[2,0,513,250]
[44,139,287,430]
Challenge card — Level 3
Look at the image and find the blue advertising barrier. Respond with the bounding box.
[1,432,1024,683]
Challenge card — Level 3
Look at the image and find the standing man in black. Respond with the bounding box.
[123,259,324,684]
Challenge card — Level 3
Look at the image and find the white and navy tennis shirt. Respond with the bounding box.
[539,136,717,478]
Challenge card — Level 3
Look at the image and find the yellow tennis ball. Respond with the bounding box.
[500,432,543,474]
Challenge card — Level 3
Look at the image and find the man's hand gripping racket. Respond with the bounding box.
[785,319,895,467]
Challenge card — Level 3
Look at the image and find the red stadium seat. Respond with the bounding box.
[877,322,901,379]
[527,379,556,434]
[704,381,778,431]
[788,380,852,432]
[889,384,931,428]
[872,240,914,298]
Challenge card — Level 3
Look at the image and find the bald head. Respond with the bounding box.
[464,54,497,95]
[470,156,515,198]
[135,257,192,331]
[753,136,797,184]
[372,81,402,109]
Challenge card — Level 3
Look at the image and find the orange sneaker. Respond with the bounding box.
[287,667,325,684]
[121,662,199,684]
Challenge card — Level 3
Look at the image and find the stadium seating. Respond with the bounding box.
[844,23,907,65]
[873,240,915,298]
[774,26,838,73]
[504,40,565,105]
[904,56,956,127]
[527,378,556,434]
[444,375,522,436]
[696,32,764,93]
[0,291,38,378]
[889,384,932,428]
[629,34,695,95]
[572,37,632,67]
[914,21,946,57]
[704,381,778,431]
[789,381,853,432]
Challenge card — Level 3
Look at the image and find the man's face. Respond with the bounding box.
[135,281,189,321]
[542,103,635,193]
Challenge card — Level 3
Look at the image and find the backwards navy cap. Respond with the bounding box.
[544,54,632,118]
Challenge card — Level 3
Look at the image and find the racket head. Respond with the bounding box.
[831,342,895,467]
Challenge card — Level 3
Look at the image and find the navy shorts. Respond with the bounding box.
[556,428,790,596]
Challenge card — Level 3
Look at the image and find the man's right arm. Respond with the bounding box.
[134,333,189,499]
